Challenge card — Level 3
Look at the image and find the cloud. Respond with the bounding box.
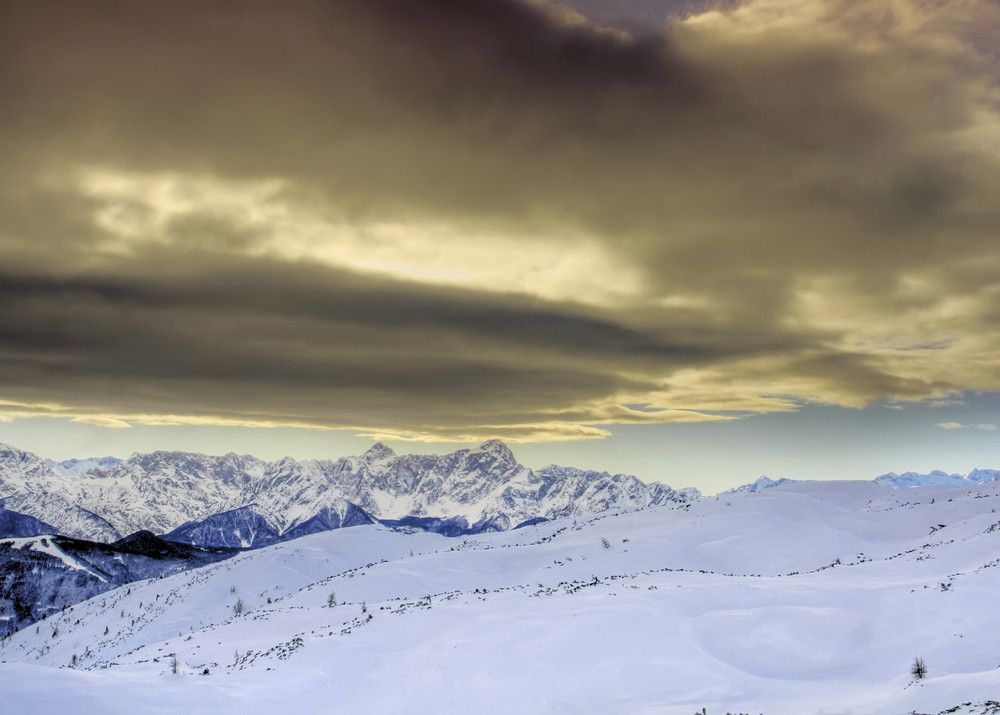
[0,0,998,441]
[936,422,997,431]
[70,416,132,429]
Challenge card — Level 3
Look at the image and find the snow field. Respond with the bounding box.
[2,479,1000,714]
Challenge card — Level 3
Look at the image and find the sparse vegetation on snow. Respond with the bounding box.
[2,479,1000,714]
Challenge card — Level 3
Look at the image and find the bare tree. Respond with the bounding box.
[911,656,927,680]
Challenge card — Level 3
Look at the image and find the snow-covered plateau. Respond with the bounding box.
[2,478,999,715]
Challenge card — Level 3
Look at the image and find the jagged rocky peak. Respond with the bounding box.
[0,443,55,482]
[126,450,190,472]
[220,451,260,468]
[45,455,123,478]
[471,439,516,462]
[0,442,43,466]
[272,455,301,470]
[363,442,396,461]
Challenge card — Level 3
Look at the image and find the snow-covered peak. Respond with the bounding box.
[363,442,396,462]
[45,456,123,479]
[0,443,64,487]
[272,456,301,471]
[0,443,49,471]
[873,469,1000,488]
[474,439,514,460]
[121,450,202,476]
[966,468,1000,484]
[457,439,517,474]
[724,475,798,494]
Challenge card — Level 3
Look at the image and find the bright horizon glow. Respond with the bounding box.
[2,394,998,495]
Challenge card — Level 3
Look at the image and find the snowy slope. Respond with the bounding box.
[2,479,999,714]
[0,532,236,636]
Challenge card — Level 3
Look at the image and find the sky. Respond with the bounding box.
[0,0,998,493]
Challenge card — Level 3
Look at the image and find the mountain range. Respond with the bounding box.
[0,440,699,547]
[873,468,1000,489]
[5,440,999,550]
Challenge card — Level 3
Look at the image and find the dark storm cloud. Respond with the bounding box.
[0,0,998,438]
[0,249,815,432]
[0,258,753,362]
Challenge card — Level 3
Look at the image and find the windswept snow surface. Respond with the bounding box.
[2,480,1000,714]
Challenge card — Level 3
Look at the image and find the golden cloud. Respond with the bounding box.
[0,0,997,441]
